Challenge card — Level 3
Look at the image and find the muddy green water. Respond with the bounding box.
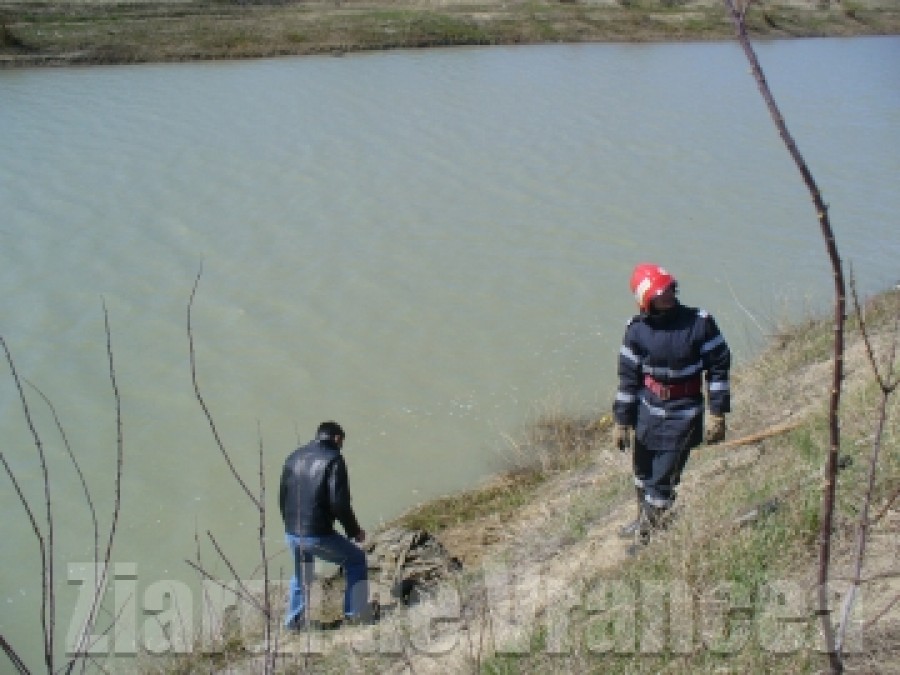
[1,37,898,665]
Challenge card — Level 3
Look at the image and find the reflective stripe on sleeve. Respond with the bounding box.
[701,334,725,354]
[616,391,637,404]
[620,345,641,365]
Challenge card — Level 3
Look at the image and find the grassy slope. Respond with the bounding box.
[385,289,899,673]
[152,290,897,673]
[1,0,899,67]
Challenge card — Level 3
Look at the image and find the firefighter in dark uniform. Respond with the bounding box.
[613,263,731,543]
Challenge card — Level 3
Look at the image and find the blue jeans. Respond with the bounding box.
[284,532,368,626]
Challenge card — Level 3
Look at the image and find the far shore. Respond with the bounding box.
[1,0,899,69]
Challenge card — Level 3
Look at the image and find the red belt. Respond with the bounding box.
[643,375,703,400]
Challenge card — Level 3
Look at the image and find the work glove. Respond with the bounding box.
[705,413,727,444]
[613,424,633,453]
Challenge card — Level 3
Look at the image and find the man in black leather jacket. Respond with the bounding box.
[279,421,369,629]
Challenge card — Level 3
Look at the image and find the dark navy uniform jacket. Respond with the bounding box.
[613,302,731,453]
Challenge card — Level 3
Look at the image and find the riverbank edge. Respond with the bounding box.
[148,287,898,673]
[392,286,900,566]
[1,1,899,69]
[356,287,900,673]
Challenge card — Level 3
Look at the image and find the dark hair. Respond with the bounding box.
[316,421,345,441]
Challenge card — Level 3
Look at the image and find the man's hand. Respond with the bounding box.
[705,414,726,444]
[613,424,633,453]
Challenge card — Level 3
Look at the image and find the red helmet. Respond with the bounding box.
[630,263,676,311]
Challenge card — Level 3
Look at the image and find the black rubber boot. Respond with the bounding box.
[638,502,668,543]
[618,486,645,539]
[626,501,669,556]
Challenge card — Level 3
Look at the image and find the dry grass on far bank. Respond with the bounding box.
[2,0,899,68]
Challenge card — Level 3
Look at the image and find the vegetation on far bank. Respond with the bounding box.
[1,0,899,68]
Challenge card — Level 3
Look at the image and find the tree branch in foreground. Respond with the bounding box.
[723,1,848,671]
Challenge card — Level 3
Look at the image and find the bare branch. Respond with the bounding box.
[872,484,900,525]
[185,270,278,670]
[723,273,767,336]
[849,279,900,394]
[206,531,266,614]
[27,381,100,569]
[1,334,53,671]
[0,451,45,571]
[99,300,125,569]
[249,549,287,579]
[863,593,900,632]
[2,305,124,673]
[65,583,134,672]
[183,559,264,614]
[861,571,900,584]
[835,279,899,653]
[722,2,847,671]
[187,268,260,509]
[256,423,274,671]
[0,633,30,675]
[64,302,126,672]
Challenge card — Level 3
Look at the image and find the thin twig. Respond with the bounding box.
[60,564,109,675]
[64,302,125,674]
[100,300,125,606]
[184,559,264,613]
[207,531,266,614]
[1,334,53,671]
[27,381,100,569]
[863,593,900,632]
[186,270,278,669]
[256,423,274,673]
[725,277,766,336]
[850,281,900,394]
[860,571,900,584]
[249,549,287,579]
[144,585,192,658]
[187,268,260,508]
[0,451,46,576]
[872,484,900,525]
[70,584,134,665]
[193,521,218,653]
[836,281,899,652]
[0,633,29,675]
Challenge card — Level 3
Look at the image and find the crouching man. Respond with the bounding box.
[279,421,370,629]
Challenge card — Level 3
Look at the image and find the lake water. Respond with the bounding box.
[1,36,898,665]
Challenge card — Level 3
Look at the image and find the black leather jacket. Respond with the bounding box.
[279,439,362,538]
